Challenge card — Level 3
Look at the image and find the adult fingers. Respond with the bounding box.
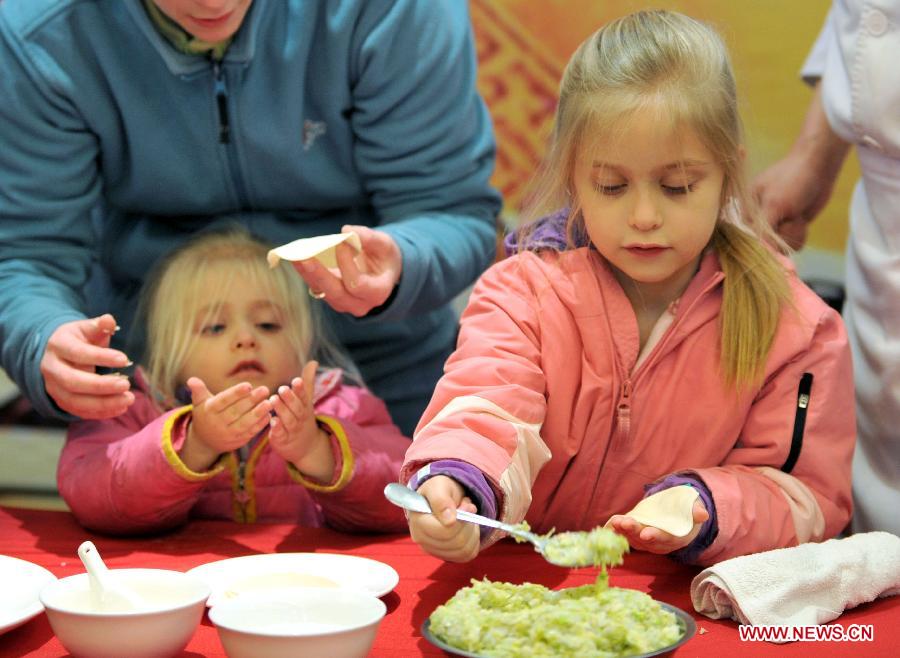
[293,259,346,302]
[48,323,131,370]
[776,217,809,250]
[334,241,364,291]
[50,391,135,419]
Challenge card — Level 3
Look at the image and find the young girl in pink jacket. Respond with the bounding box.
[58,229,409,535]
[402,10,856,566]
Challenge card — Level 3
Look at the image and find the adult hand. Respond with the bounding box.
[40,314,134,419]
[607,499,709,555]
[752,149,835,250]
[181,378,272,472]
[408,475,480,563]
[267,360,334,480]
[293,225,402,316]
[752,84,851,251]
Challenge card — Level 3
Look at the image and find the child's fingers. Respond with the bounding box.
[419,483,465,527]
[269,388,302,430]
[219,385,269,423]
[229,399,272,437]
[301,360,317,402]
[692,499,710,524]
[639,526,662,543]
[268,416,285,442]
[203,382,252,412]
[608,515,639,535]
[458,496,478,514]
[186,377,214,406]
[410,513,479,562]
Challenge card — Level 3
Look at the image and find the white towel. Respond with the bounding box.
[691,532,900,626]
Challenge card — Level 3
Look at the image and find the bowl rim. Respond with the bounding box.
[209,589,387,638]
[39,569,211,616]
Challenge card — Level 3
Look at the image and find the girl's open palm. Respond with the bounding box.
[607,499,709,555]
[267,360,324,467]
[185,378,272,468]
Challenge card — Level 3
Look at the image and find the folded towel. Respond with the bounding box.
[691,531,900,626]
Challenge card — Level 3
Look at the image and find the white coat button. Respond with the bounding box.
[860,135,884,152]
[866,9,888,36]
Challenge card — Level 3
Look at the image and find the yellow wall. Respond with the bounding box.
[471,0,856,256]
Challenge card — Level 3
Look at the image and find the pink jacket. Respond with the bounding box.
[402,248,856,565]
[60,370,409,535]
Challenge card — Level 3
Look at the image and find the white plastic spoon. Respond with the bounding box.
[77,540,144,611]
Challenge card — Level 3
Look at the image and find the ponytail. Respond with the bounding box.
[712,223,792,389]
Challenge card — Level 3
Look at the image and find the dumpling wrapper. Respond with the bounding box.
[267,231,362,269]
[615,484,699,537]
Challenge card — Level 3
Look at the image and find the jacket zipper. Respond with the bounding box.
[615,379,632,442]
[212,60,230,144]
[781,372,813,473]
[210,59,250,207]
[612,273,725,444]
[234,448,251,522]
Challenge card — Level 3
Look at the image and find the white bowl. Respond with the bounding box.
[39,568,210,658]
[209,588,387,658]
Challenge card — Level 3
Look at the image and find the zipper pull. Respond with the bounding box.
[212,60,231,144]
[616,379,632,442]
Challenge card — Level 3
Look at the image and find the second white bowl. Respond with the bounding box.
[209,588,387,658]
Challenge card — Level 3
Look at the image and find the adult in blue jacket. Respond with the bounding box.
[0,0,501,436]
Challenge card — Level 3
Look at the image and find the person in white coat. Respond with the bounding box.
[754,0,900,535]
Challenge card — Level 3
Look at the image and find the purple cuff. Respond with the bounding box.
[408,460,498,540]
[644,474,718,564]
[504,208,588,256]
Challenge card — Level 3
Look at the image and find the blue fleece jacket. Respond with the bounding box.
[0,0,501,435]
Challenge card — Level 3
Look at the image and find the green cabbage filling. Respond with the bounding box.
[430,578,682,657]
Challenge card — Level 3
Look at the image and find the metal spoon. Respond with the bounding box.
[383,482,564,564]
[77,540,144,611]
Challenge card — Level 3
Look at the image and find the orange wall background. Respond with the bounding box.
[470,0,856,258]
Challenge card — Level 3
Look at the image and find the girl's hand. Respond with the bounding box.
[607,499,709,555]
[267,361,334,481]
[293,225,402,317]
[40,313,134,419]
[181,378,272,471]
[408,475,480,563]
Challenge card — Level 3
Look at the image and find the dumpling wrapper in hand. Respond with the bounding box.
[615,484,700,538]
[267,231,362,269]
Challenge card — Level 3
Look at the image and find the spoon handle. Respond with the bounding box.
[455,508,505,530]
[455,510,539,544]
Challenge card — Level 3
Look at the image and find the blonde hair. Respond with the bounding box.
[521,9,791,389]
[138,228,354,407]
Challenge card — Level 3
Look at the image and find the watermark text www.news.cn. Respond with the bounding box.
[739,624,874,642]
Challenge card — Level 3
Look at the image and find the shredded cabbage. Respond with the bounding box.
[429,578,682,657]
[542,527,629,568]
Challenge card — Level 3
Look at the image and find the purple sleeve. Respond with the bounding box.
[408,460,498,539]
[504,208,576,256]
[644,474,718,564]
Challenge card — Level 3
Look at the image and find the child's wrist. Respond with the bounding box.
[179,417,222,471]
[288,426,334,481]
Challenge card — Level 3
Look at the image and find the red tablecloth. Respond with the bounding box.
[1,505,896,657]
